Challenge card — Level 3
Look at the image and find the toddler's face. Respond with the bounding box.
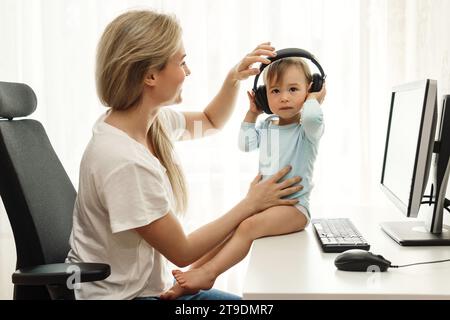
[266,66,310,120]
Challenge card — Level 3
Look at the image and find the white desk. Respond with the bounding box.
[243,204,450,300]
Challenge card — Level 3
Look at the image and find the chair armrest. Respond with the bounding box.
[12,263,111,286]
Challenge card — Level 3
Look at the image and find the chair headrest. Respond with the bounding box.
[0,81,37,119]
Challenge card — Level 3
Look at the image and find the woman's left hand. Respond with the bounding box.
[231,42,277,82]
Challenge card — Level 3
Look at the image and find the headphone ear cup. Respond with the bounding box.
[310,73,324,93]
[254,86,272,114]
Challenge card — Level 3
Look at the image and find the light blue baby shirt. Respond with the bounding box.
[238,99,324,214]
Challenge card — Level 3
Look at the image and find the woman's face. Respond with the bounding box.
[154,43,191,106]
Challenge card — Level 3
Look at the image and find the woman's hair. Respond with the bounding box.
[264,57,312,87]
[96,10,188,214]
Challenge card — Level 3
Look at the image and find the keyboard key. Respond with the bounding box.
[327,238,338,245]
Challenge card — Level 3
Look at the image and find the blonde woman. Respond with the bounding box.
[67,10,302,300]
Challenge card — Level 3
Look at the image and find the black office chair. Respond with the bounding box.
[0,81,110,300]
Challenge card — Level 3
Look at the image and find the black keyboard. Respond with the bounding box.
[311,218,370,253]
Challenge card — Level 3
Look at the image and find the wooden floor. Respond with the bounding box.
[0,203,15,300]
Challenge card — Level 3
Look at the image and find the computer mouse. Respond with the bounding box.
[334,249,392,272]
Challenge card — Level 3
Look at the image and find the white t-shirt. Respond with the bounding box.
[66,107,186,300]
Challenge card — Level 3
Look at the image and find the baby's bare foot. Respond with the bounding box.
[159,282,198,300]
[172,269,186,285]
[174,266,216,291]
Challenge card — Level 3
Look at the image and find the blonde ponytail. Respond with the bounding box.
[149,118,188,213]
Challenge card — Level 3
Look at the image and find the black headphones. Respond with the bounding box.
[252,48,326,114]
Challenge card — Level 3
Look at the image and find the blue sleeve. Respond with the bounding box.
[238,122,261,152]
[301,99,324,143]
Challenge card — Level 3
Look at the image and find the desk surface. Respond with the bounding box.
[243,204,450,300]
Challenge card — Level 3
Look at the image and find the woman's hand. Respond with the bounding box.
[307,81,327,104]
[230,42,277,82]
[244,166,303,214]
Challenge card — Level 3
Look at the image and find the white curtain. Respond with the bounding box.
[1,0,450,297]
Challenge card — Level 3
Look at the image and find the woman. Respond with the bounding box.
[67,9,302,300]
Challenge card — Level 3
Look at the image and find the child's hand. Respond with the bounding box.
[247,90,263,116]
[307,82,327,104]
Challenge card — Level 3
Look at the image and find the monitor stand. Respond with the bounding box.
[380,221,450,246]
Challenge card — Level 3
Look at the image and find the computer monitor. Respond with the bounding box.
[380,79,450,245]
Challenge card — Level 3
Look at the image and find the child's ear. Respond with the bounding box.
[307,82,313,92]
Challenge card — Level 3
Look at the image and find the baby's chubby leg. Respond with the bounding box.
[237,205,308,240]
[172,205,307,293]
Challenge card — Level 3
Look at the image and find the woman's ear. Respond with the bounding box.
[144,72,157,87]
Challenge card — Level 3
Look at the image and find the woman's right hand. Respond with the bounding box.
[244,166,303,214]
[230,42,276,82]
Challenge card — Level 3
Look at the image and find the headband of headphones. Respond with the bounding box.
[252,48,326,91]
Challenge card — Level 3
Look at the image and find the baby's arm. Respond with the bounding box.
[302,83,327,143]
[238,90,263,152]
[301,99,324,142]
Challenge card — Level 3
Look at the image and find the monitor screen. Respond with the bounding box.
[381,79,437,218]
